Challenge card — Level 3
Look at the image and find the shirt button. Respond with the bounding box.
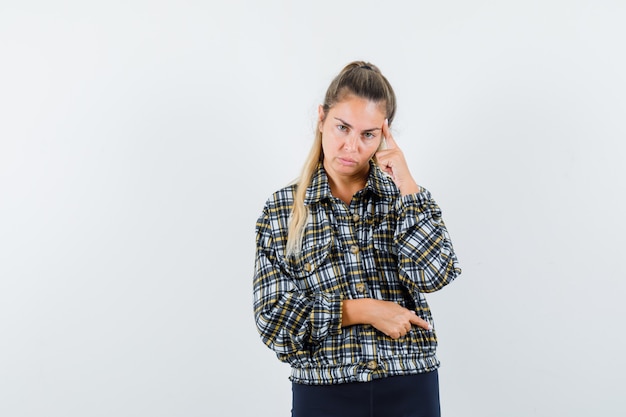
[366,360,377,370]
[355,283,366,294]
[303,263,312,272]
[352,213,360,222]
[349,245,359,254]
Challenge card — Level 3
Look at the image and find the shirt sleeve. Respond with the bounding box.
[393,188,462,293]
[253,207,343,359]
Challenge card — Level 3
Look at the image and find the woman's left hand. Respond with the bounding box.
[375,119,421,195]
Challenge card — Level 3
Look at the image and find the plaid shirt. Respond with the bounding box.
[253,162,461,385]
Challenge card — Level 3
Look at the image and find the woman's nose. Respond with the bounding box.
[343,134,358,150]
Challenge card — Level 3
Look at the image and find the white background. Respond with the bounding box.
[1,1,625,416]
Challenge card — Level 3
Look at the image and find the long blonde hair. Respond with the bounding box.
[285,61,397,256]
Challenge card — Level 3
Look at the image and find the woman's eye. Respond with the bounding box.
[363,132,375,139]
[337,125,348,132]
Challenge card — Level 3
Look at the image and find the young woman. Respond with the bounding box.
[253,61,461,417]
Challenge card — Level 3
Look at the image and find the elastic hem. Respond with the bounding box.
[288,355,440,385]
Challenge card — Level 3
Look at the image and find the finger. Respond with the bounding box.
[389,330,401,340]
[374,150,394,177]
[409,314,432,330]
[382,119,398,149]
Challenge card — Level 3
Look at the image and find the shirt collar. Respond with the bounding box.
[303,161,398,206]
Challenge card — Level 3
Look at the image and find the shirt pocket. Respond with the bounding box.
[282,241,337,292]
[378,326,438,359]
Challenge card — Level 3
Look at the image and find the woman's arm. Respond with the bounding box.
[342,298,431,340]
[375,119,461,293]
[394,191,462,293]
[253,208,342,357]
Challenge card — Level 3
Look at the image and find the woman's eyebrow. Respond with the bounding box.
[334,117,381,132]
[334,117,353,128]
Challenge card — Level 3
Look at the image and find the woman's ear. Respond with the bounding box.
[317,105,325,132]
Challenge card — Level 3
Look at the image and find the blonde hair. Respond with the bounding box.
[285,61,397,256]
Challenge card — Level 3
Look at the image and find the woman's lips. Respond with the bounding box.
[338,157,357,166]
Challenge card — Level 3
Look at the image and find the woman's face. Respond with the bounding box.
[319,95,386,183]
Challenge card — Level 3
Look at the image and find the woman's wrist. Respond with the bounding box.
[342,298,376,327]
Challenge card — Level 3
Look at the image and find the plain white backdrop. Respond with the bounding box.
[1,1,625,416]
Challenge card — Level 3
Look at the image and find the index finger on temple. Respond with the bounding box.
[382,119,398,149]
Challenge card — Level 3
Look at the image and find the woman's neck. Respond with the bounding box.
[327,173,368,205]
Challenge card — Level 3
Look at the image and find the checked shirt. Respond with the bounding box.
[253,162,461,385]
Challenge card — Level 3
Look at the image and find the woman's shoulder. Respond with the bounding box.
[256,184,297,237]
[260,183,298,214]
